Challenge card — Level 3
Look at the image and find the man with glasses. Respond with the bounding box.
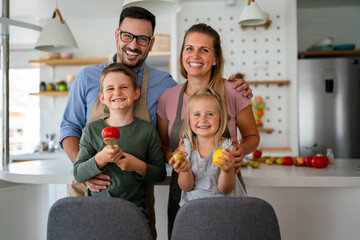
[60,6,251,239]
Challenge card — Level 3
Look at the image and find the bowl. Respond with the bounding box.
[333,44,355,51]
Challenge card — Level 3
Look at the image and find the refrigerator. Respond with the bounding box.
[298,57,360,158]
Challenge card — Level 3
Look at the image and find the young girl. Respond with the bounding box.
[169,88,247,207]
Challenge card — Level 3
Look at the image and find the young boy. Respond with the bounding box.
[73,62,166,213]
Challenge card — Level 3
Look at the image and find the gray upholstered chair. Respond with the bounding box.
[47,197,152,240]
[171,197,281,240]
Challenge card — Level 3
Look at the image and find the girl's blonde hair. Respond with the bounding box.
[181,87,228,151]
[178,23,225,97]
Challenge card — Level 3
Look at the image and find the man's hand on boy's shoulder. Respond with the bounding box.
[227,75,253,99]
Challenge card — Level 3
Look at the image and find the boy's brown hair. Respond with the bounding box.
[99,62,138,92]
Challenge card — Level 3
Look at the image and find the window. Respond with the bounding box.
[7,69,40,155]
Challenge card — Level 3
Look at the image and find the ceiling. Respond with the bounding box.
[2,0,124,24]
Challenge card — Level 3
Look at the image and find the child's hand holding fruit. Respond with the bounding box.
[213,148,234,172]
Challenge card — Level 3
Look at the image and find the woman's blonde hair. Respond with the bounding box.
[178,23,225,97]
[181,87,228,151]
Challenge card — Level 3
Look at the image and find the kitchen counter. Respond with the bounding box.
[1,158,360,187]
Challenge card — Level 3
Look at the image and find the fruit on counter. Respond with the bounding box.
[312,155,329,168]
[295,157,305,166]
[173,153,185,164]
[282,156,293,165]
[265,159,273,165]
[275,158,283,165]
[102,127,120,146]
[213,149,227,168]
[249,161,260,168]
[304,156,313,167]
[241,158,249,167]
[252,149,262,158]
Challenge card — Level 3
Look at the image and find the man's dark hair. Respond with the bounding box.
[119,6,156,35]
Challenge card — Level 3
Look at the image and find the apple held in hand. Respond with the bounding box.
[252,150,262,158]
[102,127,120,146]
[213,149,227,168]
[282,156,293,165]
[173,153,185,164]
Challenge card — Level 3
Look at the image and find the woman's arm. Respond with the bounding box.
[236,105,260,156]
[157,114,173,163]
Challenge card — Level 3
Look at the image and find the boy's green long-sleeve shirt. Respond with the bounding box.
[73,118,166,207]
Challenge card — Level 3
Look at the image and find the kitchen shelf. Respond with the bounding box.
[248,80,290,86]
[261,147,292,153]
[28,58,109,66]
[29,91,69,96]
[298,49,360,58]
[241,19,272,30]
[258,128,274,134]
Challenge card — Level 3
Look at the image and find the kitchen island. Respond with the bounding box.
[1,158,360,240]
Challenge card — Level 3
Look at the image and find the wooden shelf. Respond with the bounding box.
[298,50,360,58]
[241,19,272,30]
[261,147,292,153]
[258,128,274,134]
[28,58,109,66]
[248,80,290,86]
[29,91,69,96]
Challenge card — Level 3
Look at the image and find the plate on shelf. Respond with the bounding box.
[333,44,355,50]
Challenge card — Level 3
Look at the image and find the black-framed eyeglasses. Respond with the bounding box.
[118,29,153,46]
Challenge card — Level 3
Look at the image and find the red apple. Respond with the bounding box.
[102,127,120,145]
[282,156,293,165]
[322,156,329,167]
[295,157,304,166]
[312,156,325,168]
[304,156,313,167]
[252,150,262,158]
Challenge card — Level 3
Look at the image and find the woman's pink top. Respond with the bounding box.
[157,80,251,138]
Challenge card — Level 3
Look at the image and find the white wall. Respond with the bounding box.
[297,6,360,51]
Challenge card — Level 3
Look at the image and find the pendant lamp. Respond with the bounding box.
[122,0,181,16]
[238,0,266,26]
[35,8,78,53]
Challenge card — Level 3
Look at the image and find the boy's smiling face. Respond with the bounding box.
[99,72,140,111]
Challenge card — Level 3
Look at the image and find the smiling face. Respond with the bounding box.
[99,72,140,111]
[181,32,217,81]
[189,95,220,139]
[115,17,154,70]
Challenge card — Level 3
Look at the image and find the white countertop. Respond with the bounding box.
[1,158,360,187]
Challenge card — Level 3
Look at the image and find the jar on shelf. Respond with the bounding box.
[40,82,46,91]
[326,148,334,164]
[66,74,75,90]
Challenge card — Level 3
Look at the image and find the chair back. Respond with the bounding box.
[47,197,152,240]
[171,197,281,240]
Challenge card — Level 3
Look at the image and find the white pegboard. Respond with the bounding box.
[177,0,290,149]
